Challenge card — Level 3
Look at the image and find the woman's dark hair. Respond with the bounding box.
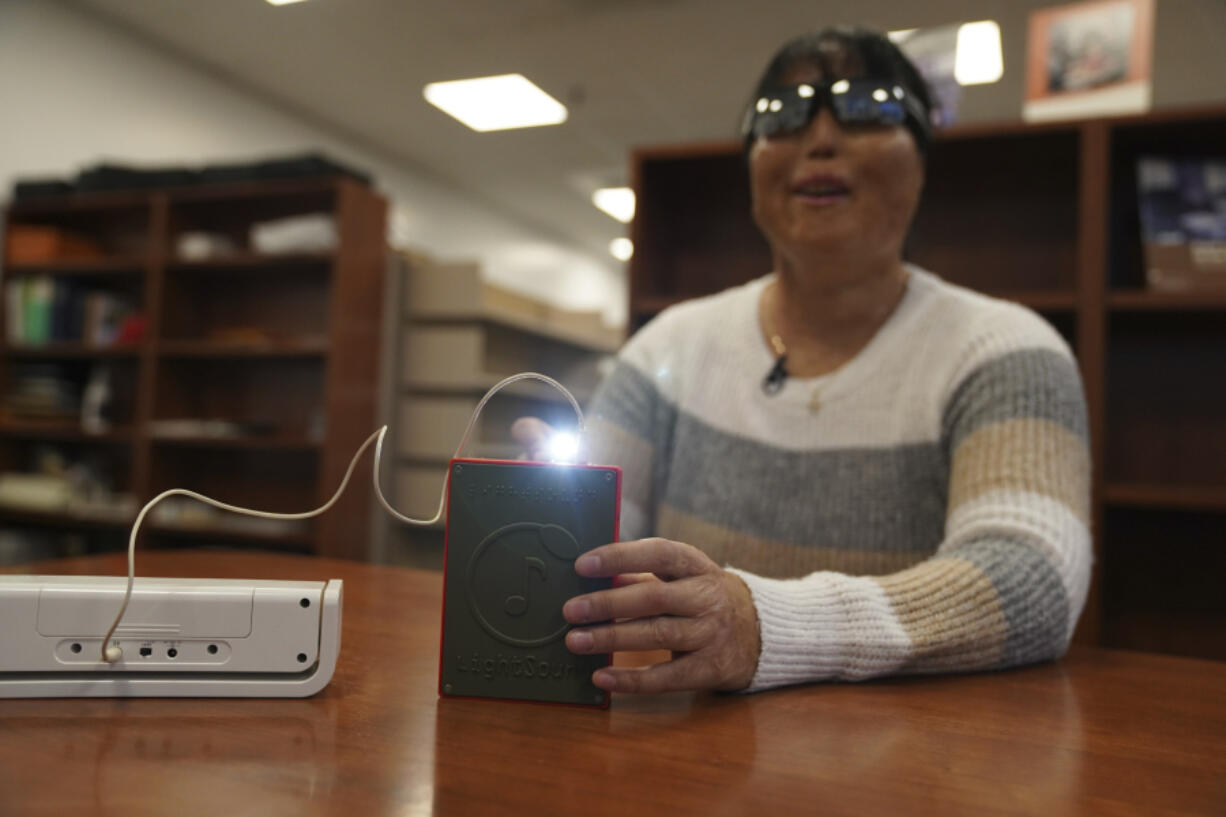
[743,26,934,154]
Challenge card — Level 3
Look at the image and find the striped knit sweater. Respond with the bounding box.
[585,267,1092,691]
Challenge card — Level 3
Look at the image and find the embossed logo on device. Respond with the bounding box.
[455,652,579,682]
[465,522,580,648]
[464,483,598,504]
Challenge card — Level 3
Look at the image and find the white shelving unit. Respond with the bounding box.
[380,252,621,568]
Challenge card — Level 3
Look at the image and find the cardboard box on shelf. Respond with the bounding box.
[4,226,104,265]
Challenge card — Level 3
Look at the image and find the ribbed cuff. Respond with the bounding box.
[727,568,912,692]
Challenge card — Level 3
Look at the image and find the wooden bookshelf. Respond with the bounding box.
[629,104,1226,662]
[1,176,387,559]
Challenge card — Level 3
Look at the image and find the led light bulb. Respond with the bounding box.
[546,432,580,463]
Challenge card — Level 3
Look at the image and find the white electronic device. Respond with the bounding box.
[0,575,342,698]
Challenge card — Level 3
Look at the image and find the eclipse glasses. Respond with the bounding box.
[742,78,929,142]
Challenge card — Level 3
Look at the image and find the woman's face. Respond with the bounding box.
[748,63,924,276]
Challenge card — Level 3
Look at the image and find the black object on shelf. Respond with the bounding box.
[12,179,74,201]
[199,153,372,187]
[75,163,200,192]
[9,154,374,202]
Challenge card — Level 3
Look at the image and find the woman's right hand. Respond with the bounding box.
[510,416,555,461]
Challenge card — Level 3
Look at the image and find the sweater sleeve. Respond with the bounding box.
[729,312,1092,689]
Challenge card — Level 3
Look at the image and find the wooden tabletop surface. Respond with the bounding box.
[1,550,1223,817]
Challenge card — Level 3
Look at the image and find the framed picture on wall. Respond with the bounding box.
[1023,0,1154,122]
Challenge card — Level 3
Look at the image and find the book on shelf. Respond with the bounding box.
[3,277,142,346]
[1137,156,1226,291]
[2,362,125,430]
[4,364,79,420]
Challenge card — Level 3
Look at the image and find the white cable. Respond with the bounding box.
[99,372,583,663]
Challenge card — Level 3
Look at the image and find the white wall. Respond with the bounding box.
[0,0,626,326]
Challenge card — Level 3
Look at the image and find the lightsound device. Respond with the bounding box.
[438,457,619,708]
[0,373,597,701]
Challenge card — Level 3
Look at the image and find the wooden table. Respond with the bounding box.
[1,551,1223,817]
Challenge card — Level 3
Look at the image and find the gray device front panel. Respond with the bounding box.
[440,460,618,706]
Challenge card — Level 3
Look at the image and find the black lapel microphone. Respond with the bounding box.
[762,355,788,395]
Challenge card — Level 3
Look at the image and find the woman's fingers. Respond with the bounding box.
[612,572,660,588]
[575,538,718,581]
[566,614,713,654]
[563,575,711,624]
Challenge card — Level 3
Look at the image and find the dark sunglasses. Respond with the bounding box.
[742,78,929,141]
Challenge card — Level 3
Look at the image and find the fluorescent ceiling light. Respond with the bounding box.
[592,187,635,223]
[266,0,309,5]
[955,21,1004,85]
[423,74,568,132]
[609,238,633,262]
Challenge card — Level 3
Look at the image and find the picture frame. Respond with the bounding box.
[1023,0,1154,122]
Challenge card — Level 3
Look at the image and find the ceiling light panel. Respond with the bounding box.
[592,188,635,223]
[609,238,633,261]
[955,21,1004,85]
[423,74,568,132]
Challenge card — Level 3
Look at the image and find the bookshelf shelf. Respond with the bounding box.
[0,343,141,359]
[1108,290,1226,311]
[4,258,146,277]
[406,310,621,353]
[7,192,151,214]
[156,339,329,358]
[401,378,595,405]
[396,444,521,467]
[1103,483,1226,512]
[996,290,1079,311]
[149,434,323,452]
[165,178,339,204]
[166,251,334,272]
[0,506,133,531]
[0,421,134,442]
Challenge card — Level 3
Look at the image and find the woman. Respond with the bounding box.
[516,27,1091,694]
